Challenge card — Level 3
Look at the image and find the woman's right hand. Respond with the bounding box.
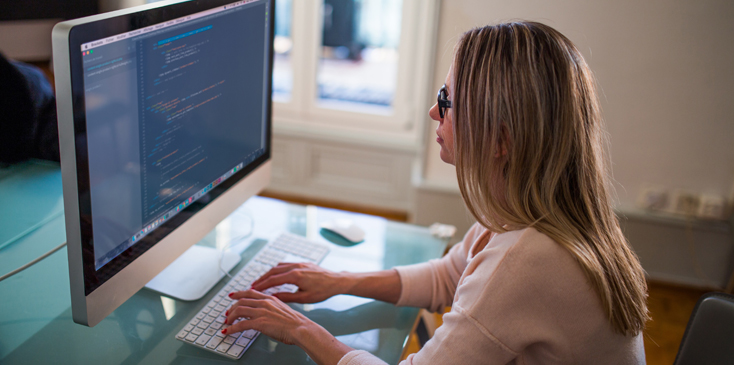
[251,262,346,303]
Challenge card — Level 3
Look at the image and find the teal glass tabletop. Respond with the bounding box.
[0,161,448,364]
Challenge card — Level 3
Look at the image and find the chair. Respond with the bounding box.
[674,292,734,364]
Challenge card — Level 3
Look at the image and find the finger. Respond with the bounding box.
[225,297,262,316]
[251,272,299,291]
[229,288,270,300]
[224,317,262,335]
[251,263,299,286]
[226,305,262,326]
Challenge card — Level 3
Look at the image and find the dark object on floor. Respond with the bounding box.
[674,292,734,364]
[0,53,60,164]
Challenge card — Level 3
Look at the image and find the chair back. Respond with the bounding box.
[674,292,734,364]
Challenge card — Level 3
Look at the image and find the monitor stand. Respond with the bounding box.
[144,245,241,301]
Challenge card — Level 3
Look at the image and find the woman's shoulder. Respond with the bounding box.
[462,226,594,308]
[496,227,577,266]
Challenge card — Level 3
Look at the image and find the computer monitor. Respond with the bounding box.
[52,0,274,327]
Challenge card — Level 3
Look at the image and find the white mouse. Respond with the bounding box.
[320,219,366,243]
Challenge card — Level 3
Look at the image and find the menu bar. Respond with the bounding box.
[81,0,259,51]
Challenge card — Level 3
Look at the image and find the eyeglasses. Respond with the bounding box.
[437,84,452,118]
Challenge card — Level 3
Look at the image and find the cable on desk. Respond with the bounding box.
[0,241,67,282]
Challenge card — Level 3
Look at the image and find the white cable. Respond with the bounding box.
[0,241,67,282]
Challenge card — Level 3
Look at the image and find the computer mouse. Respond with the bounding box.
[319,219,365,243]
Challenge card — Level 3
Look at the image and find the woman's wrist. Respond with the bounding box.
[338,271,359,297]
[294,321,353,365]
[338,269,401,304]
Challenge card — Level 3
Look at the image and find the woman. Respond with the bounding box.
[223,21,649,364]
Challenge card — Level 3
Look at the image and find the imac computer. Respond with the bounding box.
[52,0,274,327]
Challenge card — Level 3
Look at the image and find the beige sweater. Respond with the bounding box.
[337,223,645,365]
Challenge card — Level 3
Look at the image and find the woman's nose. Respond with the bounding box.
[429,103,441,122]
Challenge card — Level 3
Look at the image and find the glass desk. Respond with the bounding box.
[0,161,448,364]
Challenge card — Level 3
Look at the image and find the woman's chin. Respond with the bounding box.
[439,150,455,165]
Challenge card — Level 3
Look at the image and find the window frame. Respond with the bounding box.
[271,0,441,148]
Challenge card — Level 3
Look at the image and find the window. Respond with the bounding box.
[316,0,402,114]
[272,0,439,142]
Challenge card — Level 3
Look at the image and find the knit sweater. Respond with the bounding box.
[337,223,645,365]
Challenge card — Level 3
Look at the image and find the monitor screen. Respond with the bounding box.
[53,0,273,326]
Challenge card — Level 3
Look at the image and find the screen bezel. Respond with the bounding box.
[65,0,274,296]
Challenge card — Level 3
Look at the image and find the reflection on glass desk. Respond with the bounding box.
[0,161,449,364]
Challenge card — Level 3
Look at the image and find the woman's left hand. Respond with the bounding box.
[223,289,313,346]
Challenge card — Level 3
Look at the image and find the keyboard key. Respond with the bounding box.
[235,336,251,347]
[216,343,231,353]
[191,327,204,335]
[176,329,188,340]
[242,329,258,339]
[195,312,205,319]
[309,251,323,261]
[183,324,194,332]
[223,336,236,345]
[205,328,217,336]
[227,345,245,357]
[202,315,215,323]
[206,336,222,349]
[214,304,226,312]
[195,334,211,346]
[185,333,198,342]
[197,321,208,329]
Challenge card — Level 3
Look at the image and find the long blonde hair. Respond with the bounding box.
[452,22,648,335]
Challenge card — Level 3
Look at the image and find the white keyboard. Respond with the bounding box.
[175,232,330,359]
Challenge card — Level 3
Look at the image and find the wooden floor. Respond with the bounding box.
[644,282,708,365]
[266,193,710,364]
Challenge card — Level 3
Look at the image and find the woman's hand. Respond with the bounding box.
[251,262,345,303]
[224,289,354,365]
[223,289,311,345]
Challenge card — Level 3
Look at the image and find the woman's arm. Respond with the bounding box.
[251,222,485,307]
[251,263,401,304]
[341,269,401,304]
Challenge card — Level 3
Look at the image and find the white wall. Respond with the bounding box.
[422,0,734,209]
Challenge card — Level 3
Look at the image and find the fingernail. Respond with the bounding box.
[228,293,234,298]
[225,310,229,316]
[222,329,227,334]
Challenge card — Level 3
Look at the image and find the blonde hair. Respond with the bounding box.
[451,22,648,335]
